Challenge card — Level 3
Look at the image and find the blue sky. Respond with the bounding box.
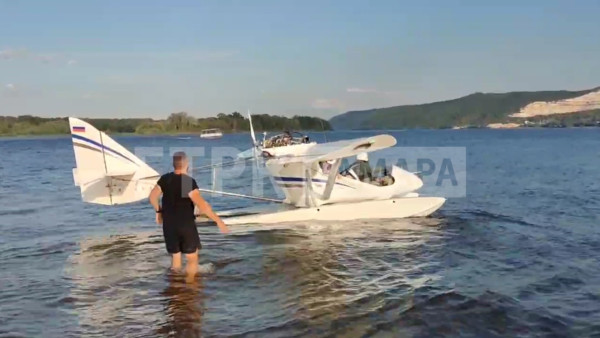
[1,0,599,119]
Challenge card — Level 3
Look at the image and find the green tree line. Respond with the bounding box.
[329,87,600,129]
[0,112,332,136]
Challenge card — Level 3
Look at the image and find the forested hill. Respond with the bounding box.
[329,87,600,129]
[0,112,332,136]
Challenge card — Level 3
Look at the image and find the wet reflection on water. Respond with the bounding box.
[157,273,204,337]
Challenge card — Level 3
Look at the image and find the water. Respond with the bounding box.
[1,129,599,337]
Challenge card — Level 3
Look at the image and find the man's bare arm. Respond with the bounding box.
[149,185,162,210]
[149,185,163,224]
[189,189,230,233]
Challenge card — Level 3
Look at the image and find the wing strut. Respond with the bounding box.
[320,159,342,201]
[98,130,113,205]
[304,166,317,207]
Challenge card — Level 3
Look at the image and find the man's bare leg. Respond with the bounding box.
[185,250,199,282]
[171,252,182,270]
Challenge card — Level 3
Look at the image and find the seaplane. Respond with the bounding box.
[68,117,445,225]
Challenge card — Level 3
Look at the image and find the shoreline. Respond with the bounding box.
[1,126,598,139]
[0,129,334,139]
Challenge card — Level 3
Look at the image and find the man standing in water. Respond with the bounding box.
[149,151,229,277]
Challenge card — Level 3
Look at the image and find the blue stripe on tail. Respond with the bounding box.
[72,134,138,166]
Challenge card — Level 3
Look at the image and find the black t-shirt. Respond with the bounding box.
[157,172,199,224]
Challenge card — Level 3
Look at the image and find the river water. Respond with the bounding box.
[0,129,599,337]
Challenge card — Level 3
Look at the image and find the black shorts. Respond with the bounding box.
[162,221,201,254]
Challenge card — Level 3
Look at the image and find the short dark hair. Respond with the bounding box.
[172,151,188,169]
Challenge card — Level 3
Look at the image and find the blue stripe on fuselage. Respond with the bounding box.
[273,176,354,188]
[273,176,327,183]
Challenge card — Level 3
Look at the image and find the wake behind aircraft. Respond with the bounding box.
[68,117,445,225]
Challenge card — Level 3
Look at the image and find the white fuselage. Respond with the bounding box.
[266,160,424,208]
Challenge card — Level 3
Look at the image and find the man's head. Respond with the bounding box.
[172,151,189,172]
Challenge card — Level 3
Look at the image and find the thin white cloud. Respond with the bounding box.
[67,59,77,66]
[347,87,377,93]
[0,48,28,60]
[311,98,344,110]
[3,83,19,97]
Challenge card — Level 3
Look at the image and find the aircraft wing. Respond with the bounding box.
[271,134,396,164]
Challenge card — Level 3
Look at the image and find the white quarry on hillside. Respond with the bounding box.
[511,89,600,118]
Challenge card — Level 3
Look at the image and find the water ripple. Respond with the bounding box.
[1,131,600,337]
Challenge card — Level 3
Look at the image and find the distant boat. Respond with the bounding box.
[200,128,223,139]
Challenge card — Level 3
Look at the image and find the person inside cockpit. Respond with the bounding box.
[282,130,292,145]
[344,152,372,182]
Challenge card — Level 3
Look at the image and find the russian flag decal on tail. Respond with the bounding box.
[72,126,86,132]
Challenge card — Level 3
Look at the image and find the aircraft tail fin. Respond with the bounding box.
[68,117,159,205]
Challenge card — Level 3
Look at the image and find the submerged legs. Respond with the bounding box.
[185,250,199,283]
[171,252,182,270]
[170,250,199,282]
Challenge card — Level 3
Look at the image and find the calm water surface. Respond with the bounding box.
[0,129,599,337]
